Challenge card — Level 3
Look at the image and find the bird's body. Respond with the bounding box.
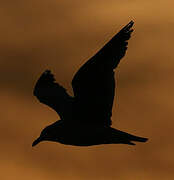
[32,21,148,147]
[34,121,147,146]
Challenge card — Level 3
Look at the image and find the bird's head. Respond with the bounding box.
[32,125,56,147]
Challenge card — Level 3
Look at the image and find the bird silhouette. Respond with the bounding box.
[32,21,148,147]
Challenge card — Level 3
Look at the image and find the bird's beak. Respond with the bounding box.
[32,137,42,147]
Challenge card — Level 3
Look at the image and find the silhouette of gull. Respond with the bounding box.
[32,21,148,147]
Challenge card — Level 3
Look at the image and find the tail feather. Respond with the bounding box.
[130,135,148,142]
[126,136,148,146]
[111,129,148,145]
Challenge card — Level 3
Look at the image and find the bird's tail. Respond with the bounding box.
[128,134,148,145]
[111,129,148,145]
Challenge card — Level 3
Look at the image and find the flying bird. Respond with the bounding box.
[32,21,148,147]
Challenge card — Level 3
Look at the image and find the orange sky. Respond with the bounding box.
[1,0,174,179]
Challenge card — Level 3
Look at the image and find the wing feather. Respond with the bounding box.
[71,21,134,126]
[34,70,73,120]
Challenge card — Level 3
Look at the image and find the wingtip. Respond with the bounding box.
[42,70,55,79]
[121,20,134,32]
[44,69,51,74]
[129,20,134,24]
[33,69,55,95]
[127,20,134,28]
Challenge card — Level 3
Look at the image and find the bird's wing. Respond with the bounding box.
[71,21,134,127]
[34,70,73,120]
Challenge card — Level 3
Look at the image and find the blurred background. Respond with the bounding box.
[1,0,174,179]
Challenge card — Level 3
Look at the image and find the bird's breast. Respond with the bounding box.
[55,127,110,146]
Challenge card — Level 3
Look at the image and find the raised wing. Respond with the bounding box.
[72,21,134,127]
[34,70,73,120]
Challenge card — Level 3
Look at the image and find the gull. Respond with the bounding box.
[32,21,148,147]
